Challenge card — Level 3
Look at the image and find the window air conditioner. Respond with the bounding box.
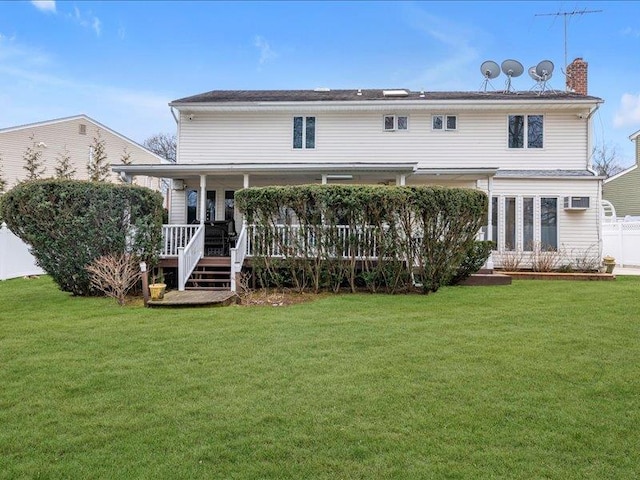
[563,196,590,210]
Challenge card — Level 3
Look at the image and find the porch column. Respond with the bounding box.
[199,174,207,224]
[487,176,493,242]
[485,176,494,270]
[395,174,406,186]
[243,173,250,188]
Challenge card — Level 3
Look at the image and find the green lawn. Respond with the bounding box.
[1,276,638,479]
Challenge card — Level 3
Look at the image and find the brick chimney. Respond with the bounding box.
[566,58,588,95]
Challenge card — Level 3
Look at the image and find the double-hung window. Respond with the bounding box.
[383,115,408,131]
[508,115,543,148]
[293,116,315,149]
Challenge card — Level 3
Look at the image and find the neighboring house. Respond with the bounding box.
[114,58,605,292]
[602,129,640,218]
[0,114,166,193]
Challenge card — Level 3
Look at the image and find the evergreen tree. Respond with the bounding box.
[54,145,76,179]
[118,146,132,182]
[87,129,111,182]
[23,133,46,181]
[0,153,7,194]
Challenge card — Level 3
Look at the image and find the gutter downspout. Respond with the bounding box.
[586,103,601,174]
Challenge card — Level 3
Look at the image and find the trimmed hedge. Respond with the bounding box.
[236,185,488,294]
[0,179,163,295]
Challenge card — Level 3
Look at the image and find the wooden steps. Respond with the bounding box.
[186,258,232,291]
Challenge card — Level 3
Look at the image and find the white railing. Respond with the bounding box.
[602,220,640,267]
[230,223,248,292]
[178,225,204,291]
[161,224,201,257]
[247,224,382,259]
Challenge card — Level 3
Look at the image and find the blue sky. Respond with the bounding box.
[1,1,639,165]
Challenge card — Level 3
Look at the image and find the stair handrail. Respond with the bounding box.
[178,224,205,291]
[230,222,248,292]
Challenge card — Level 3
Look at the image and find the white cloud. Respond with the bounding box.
[31,1,56,13]
[254,35,277,65]
[92,17,102,36]
[401,6,483,90]
[614,93,640,128]
[621,27,640,38]
[69,6,102,37]
[0,35,174,142]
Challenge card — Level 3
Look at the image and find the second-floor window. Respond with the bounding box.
[293,116,315,149]
[432,115,457,131]
[508,115,543,149]
[383,115,408,131]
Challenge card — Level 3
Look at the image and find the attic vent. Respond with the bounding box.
[79,124,86,135]
[314,87,331,92]
[383,89,409,97]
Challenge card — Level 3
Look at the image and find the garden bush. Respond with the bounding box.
[0,179,163,295]
[236,184,487,294]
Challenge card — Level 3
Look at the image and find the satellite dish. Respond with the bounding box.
[501,59,523,93]
[481,60,500,79]
[535,60,554,79]
[501,59,524,77]
[479,60,500,92]
[528,66,541,81]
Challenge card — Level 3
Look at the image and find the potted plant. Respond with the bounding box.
[149,270,166,300]
[603,255,616,274]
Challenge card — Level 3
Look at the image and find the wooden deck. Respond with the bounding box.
[147,289,239,308]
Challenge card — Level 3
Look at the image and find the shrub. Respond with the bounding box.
[86,253,142,305]
[448,240,494,285]
[0,179,163,296]
[236,185,487,294]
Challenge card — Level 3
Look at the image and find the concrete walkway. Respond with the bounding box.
[615,266,640,276]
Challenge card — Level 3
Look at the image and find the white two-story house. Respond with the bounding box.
[115,58,604,291]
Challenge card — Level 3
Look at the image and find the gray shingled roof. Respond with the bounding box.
[496,170,597,178]
[171,89,602,104]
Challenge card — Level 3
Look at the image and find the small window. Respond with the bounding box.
[293,116,315,149]
[446,115,457,130]
[432,115,457,131]
[79,124,86,135]
[384,115,408,131]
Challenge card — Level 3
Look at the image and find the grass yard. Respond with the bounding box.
[0,276,639,479]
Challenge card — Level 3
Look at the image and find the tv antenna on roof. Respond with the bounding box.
[501,59,523,93]
[534,9,603,82]
[479,60,500,92]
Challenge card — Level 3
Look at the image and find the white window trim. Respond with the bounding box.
[292,116,316,150]
[383,114,409,132]
[507,114,545,149]
[432,114,458,131]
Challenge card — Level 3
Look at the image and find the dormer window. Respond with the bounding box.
[383,115,408,131]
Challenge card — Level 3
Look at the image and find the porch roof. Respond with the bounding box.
[113,162,500,182]
[113,161,418,179]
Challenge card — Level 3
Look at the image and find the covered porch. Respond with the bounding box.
[113,162,498,292]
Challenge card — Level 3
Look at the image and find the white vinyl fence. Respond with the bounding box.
[0,223,45,280]
[602,220,640,267]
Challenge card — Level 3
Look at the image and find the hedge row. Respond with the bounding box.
[236,185,489,293]
[0,179,163,295]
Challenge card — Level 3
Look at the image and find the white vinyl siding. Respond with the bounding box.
[177,110,587,170]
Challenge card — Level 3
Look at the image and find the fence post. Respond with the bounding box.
[618,222,624,267]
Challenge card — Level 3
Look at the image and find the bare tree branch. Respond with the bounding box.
[591,143,625,178]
